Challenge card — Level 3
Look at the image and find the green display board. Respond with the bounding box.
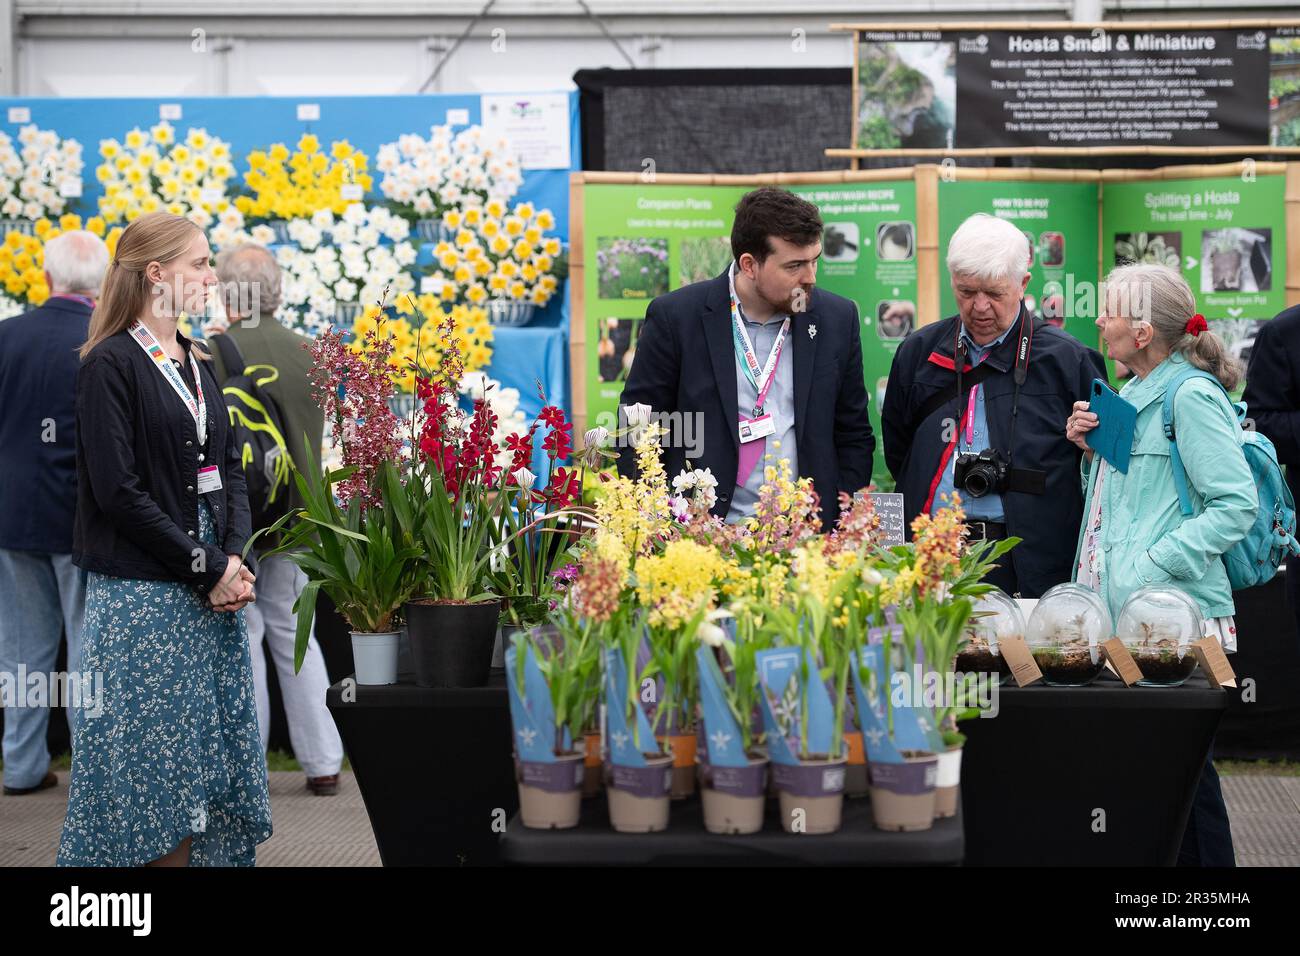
[581,181,917,487]
[1102,175,1287,321]
[938,179,1101,354]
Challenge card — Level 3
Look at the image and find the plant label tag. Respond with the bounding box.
[340,183,364,201]
[197,465,223,495]
[1101,638,1142,687]
[446,108,470,125]
[159,103,183,121]
[59,179,83,198]
[999,636,1042,687]
[8,107,30,123]
[297,103,320,121]
[1191,638,1236,688]
[738,414,775,444]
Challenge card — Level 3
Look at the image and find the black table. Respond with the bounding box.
[327,667,1226,866]
[1214,568,1300,760]
[499,793,963,866]
[960,672,1226,866]
[325,669,516,866]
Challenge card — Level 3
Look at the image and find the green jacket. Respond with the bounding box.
[209,317,324,538]
[1072,351,1257,623]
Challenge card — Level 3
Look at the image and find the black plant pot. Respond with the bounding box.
[405,599,502,688]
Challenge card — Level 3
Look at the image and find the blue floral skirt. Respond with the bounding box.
[57,500,272,866]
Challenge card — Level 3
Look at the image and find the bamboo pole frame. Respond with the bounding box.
[837,19,1300,158]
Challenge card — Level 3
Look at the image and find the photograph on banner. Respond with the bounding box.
[1102,174,1288,385]
[580,180,916,487]
[856,38,956,149]
[581,183,745,440]
[1271,26,1300,146]
[937,178,1100,354]
[789,182,918,489]
[854,23,1300,150]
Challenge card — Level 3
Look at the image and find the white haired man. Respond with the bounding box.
[0,230,108,793]
[208,243,344,796]
[881,213,1106,597]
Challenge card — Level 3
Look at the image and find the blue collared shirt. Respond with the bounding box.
[726,263,796,523]
[930,324,1010,520]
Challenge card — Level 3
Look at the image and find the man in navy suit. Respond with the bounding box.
[0,230,107,795]
[618,187,874,531]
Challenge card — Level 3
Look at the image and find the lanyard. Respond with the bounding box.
[128,320,207,451]
[953,312,1034,462]
[728,263,790,416]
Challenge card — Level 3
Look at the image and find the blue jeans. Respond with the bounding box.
[1178,748,1236,867]
[0,548,86,789]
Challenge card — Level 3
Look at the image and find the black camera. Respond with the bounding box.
[953,449,1010,498]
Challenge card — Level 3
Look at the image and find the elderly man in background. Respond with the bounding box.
[209,243,344,796]
[0,231,107,794]
[881,213,1106,597]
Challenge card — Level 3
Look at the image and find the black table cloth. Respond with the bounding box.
[325,669,516,866]
[960,672,1226,866]
[326,666,1226,866]
[499,793,963,866]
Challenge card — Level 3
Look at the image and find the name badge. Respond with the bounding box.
[738,414,776,444]
[197,465,223,494]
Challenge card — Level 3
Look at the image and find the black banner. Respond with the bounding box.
[854,25,1300,150]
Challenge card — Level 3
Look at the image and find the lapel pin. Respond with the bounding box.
[808,323,817,340]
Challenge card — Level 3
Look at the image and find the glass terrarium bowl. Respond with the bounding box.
[955,589,1024,680]
[1025,583,1112,687]
[1116,585,1203,687]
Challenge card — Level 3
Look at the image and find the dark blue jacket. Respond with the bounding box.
[881,308,1106,597]
[0,297,92,553]
[617,268,875,531]
[72,328,254,592]
[1242,303,1300,511]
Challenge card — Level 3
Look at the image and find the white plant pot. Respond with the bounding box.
[486,299,536,327]
[351,631,400,685]
[935,746,963,788]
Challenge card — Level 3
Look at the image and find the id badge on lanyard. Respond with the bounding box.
[729,266,789,444]
[127,320,216,490]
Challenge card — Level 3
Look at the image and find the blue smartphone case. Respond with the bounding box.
[1084,378,1137,474]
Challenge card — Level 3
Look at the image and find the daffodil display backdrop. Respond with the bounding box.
[0,92,580,478]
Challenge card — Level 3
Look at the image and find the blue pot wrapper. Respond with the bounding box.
[772,760,847,798]
[703,760,768,798]
[605,760,673,799]
[868,757,938,796]
[518,757,584,794]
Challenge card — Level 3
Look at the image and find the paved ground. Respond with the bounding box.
[0,770,380,867]
[1,769,1296,866]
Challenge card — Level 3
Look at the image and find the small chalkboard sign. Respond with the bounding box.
[867,492,906,546]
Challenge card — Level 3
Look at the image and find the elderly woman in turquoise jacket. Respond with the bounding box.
[1066,262,1256,868]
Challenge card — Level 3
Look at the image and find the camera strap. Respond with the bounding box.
[952,312,1047,496]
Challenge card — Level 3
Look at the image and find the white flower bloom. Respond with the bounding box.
[697,620,726,647]
[512,466,536,487]
[624,402,653,428]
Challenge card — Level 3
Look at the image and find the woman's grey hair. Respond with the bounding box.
[43,230,109,295]
[946,213,1030,287]
[215,243,282,319]
[1104,262,1241,391]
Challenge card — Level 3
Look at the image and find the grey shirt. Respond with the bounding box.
[726,264,797,522]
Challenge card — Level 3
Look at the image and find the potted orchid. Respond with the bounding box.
[508,598,603,829]
[877,494,1019,820]
[246,299,420,685]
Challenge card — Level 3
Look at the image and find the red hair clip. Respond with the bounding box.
[1185,313,1208,337]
